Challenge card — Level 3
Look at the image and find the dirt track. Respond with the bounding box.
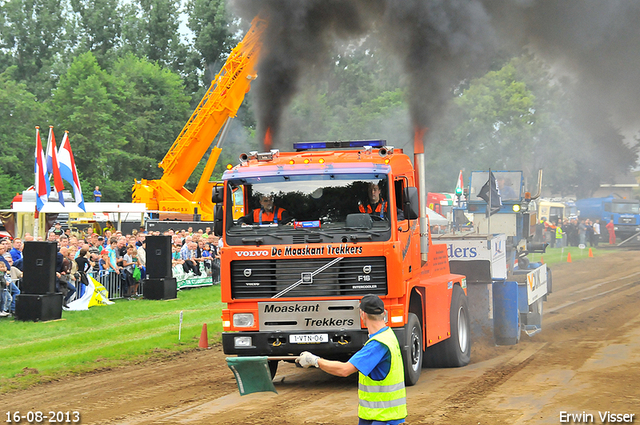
[8,251,640,424]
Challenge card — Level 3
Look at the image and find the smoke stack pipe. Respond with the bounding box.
[414,128,429,261]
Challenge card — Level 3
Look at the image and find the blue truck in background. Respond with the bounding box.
[575,195,640,239]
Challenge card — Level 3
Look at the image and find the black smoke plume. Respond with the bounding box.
[233,0,640,153]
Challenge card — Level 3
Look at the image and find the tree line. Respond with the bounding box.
[0,0,636,208]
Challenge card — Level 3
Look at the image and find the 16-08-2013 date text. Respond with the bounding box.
[5,411,80,423]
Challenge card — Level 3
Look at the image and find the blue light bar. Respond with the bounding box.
[293,139,386,151]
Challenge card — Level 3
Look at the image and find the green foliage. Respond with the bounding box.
[0,69,50,192]
[50,52,190,201]
[0,0,67,99]
[70,0,122,66]
[0,4,637,207]
[425,55,638,195]
[0,285,223,392]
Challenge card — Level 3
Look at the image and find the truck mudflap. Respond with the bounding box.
[222,328,409,359]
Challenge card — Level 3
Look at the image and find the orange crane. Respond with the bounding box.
[132,16,266,220]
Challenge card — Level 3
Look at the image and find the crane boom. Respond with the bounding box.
[132,16,266,218]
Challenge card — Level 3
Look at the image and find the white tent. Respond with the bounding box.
[426,207,448,226]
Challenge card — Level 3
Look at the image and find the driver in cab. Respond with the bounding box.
[359,182,389,219]
[238,194,291,225]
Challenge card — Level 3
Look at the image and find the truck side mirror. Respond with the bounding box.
[212,186,224,204]
[213,204,224,236]
[403,187,419,220]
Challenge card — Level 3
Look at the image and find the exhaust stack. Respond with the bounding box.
[414,128,429,262]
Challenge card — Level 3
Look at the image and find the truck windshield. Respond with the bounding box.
[226,173,392,234]
[612,202,640,214]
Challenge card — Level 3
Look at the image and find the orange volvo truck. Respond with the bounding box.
[215,139,471,385]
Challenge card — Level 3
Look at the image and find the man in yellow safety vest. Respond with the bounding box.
[296,294,407,424]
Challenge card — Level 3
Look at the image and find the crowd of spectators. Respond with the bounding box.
[536,217,604,248]
[0,222,221,316]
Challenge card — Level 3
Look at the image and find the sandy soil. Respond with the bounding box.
[7,250,640,424]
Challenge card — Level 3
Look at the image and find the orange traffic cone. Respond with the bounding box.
[567,252,572,263]
[199,323,209,349]
[588,248,593,258]
[540,256,544,264]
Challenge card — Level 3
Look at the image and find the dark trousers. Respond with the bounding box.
[183,260,200,275]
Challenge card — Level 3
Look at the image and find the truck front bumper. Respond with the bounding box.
[223,328,407,359]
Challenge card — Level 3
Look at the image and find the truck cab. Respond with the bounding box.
[215,140,471,385]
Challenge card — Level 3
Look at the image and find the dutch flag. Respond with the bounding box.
[45,126,66,206]
[34,127,49,212]
[58,131,86,212]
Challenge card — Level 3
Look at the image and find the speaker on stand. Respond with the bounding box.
[143,236,177,300]
[15,241,63,322]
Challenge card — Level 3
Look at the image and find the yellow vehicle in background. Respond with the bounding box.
[132,16,265,221]
[538,200,565,224]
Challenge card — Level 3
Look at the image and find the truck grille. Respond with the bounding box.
[620,217,636,224]
[231,257,387,299]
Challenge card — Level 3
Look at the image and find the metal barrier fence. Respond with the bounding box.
[88,271,144,300]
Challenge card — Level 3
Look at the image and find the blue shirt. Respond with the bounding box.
[349,327,404,425]
[94,190,101,202]
[9,248,22,262]
[348,327,392,380]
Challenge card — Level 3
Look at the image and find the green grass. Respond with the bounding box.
[526,244,612,267]
[0,285,223,393]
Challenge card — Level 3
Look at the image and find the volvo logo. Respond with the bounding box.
[237,250,269,257]
[363,265,372,274]
[244,269,252,278]
[301,272,313,284]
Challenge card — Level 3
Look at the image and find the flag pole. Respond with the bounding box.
[487,168,491,236]
[34,126,40,239]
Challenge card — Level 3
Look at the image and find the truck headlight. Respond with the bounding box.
[233,313,255,327]
[234,336,252,347]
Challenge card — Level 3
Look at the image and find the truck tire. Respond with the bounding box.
[423,285,471,368]
[402,312,423,386]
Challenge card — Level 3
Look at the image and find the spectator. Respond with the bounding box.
[202,243,212,276]
[171,244,184,267]
[50,221,64,237]
[9,238,23,271]
[103,221,116,235]
[0,243,19,313]
[106,238,120,274]
[592,220,601,247]
[555,222,564,248]
[102,231,111,247]
[56,247,76,308]
[181,241,201,276]
[122,245,139,297]
[94,186,102,202]
[578,220,587,246]
[0,261,12,316]
[137,240,146,280]
[75,248,92,289]
[606,218,616,245]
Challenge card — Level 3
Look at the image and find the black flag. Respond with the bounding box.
[478,171,502,216]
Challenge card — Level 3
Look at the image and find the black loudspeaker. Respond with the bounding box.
[143,277,177,300]
[15,293,63,322]
[22,241,57,294]
[146,236,172,278]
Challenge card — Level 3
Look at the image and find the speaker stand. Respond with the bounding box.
[15,293,64,322]
[143,278,177,300]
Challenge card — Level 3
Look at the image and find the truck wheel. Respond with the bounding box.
[424,285,471,368]
[268,360,278,379]
[445,285,471,367]
[403,312,423,386]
